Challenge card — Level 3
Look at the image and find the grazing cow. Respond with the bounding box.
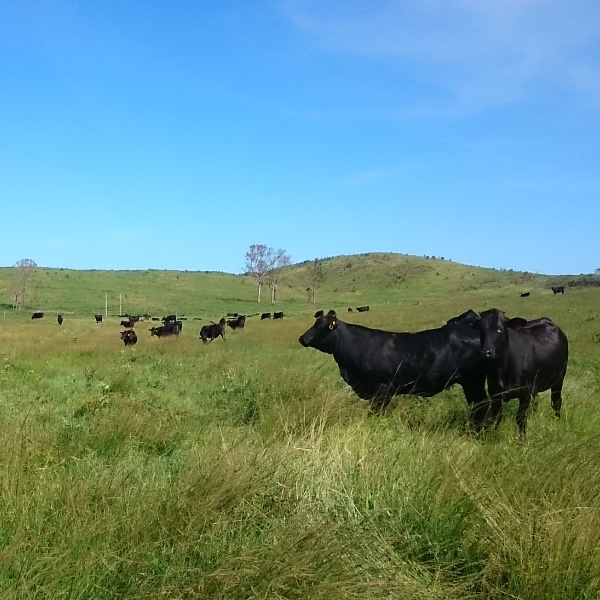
[314,310,324,318]
[477,308,568,436]
[261,312,272,320]
[151,317,161,321]
[31,312,44,319]
[149,322,181,337]
[57,314,63,325]
[520,292,530,297]
[95,314,103,323]
[273,311,284,320]
[227,312,239,317]
[227,315,246,330]
[552,286,565,295]
[199,318,226,343]
[120,329,138,346]
[356,305,370,312]
[347,308,353,312]
[299,310,489,428]
[120,320,134,328]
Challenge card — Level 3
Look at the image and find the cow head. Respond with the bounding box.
[446,309,480,329]
[479,309,527,359]
[299,310,339,349]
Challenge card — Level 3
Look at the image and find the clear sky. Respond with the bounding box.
[1,1,598,275]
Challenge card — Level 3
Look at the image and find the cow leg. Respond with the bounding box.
[550,380,564,418]
[516,395,530,437]
[461,377,488,433]
[489,396,503,429]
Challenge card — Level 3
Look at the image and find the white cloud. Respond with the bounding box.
[280,0,600,112]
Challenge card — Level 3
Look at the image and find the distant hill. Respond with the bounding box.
[0,253,585,319]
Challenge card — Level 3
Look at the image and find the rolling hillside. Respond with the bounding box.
[0,253,578,321]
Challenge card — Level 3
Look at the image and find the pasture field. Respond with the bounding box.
[0,255,599,599]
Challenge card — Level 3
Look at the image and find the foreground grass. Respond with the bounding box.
[0,267,599,598]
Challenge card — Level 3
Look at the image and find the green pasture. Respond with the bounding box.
[0,254,599,599]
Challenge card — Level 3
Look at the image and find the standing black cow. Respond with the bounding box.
[199,318,226,343]
[31,312,44,319]
[520,292,530,297]
[57,314,63,325]
[120,320,134,328]
[477,308,568,436]
[356,306,370,312]
[120,329,138,346]
[95,314,103,323]
[273,312,284,320]
[261,313,272,320]
[299,310,489,429]
[551,286,565,295]
[227,315,246,330]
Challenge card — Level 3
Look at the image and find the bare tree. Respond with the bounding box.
[308,258,325,304]
[266,249,291,304]
[245,244,291,303]
[12,258,38,309]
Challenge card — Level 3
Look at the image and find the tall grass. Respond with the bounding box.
[0,256,599,598]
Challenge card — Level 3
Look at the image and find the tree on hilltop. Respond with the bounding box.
[12,258,38,309]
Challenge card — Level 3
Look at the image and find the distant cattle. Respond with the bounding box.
[227,312,239,317]
[227,315,246,330]
[299,310,489,429]
[314,310,324,318]
[151,317,161,321]
[356,306,370,312]
[128,315,140,323]
[347,308,353,312]
[31,312,44,319]
[120,329,138,346]
[57,314,63,325]
[95,314,103,323]
[477,308,568,436]
[120,320,134,328]
[520,292,530,297]
[162,315,177,322]
[261,312,271,320]
[273,312,284,320]
[200,318,226,343]
[552,286,565,295]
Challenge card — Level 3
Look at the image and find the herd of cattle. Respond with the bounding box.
[27,291,570,436]
[300,307,568,437]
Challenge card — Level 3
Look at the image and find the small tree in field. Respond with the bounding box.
[12,258,37,309]
[307,258,324,304]
[245,245,291,303]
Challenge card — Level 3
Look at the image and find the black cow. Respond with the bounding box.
[199,318,226,343]
[261,312,271,320]
[552,286,565,295]
[57,314,63,325]
[477,308,568,436]
[299,310,489,428]
[120,329,138,346]
[520,292,530,297]
[120,320,134,328]
[356,306,370,312]
[314,310,324,318]
[95,314,103,323]
[273,311,284,320]
[227,315,246,330]
[128,315,140,323]
[227,312,239,317]
[162,314,177,322]
[347,308,353,312]
[32,312,44,319]
[150,320,181,337]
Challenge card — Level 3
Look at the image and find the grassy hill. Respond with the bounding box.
[1,253,599,598]
[0,252,579,321]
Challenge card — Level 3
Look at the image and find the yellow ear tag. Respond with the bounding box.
[329,320,336,330]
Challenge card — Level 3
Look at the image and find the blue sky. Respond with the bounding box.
[1,1,599,275]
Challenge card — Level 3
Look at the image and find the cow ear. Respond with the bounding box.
[327,309,337,316]
[507,317,527,329]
